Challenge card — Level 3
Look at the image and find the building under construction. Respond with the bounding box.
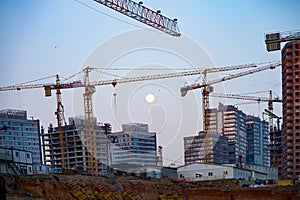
[41,117,111,172]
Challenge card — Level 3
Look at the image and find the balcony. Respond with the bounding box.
[286,168,293,172]
[286,116,293,121]
[286,136,293,142]
[284,76,293,81]
[286,142,294,148]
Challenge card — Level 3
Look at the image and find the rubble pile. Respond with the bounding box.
[3,175,300,200]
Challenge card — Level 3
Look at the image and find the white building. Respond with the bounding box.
[175,163,277,183]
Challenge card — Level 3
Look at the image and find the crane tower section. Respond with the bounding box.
[83,67,98,175]
[94,0,181,36]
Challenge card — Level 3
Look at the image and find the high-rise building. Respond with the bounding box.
[0,109,42,164]
[208,103,247,165]
[281,41,300,179]
[246,115,270,167]
[110,123,157,166]
[41,117,111,172]
[184,131,228,165]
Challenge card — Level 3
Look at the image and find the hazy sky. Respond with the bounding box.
[1,0,300,165]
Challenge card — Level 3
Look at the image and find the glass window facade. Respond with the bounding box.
[110,123,157,167]
[0,109,42,164]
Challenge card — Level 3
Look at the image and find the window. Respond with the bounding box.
[27,153,30,159]
[208,172,213,176]
[180,174,185,178]
[223,171,228,175]
[15,151,19,157]
[195,173,202,178]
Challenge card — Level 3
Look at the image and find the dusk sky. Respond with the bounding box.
[1,0,300,165]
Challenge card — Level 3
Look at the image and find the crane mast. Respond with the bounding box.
[202,71,213,163]
[268,90,274,132]
[55,75,66,169]
[94,0,180,37]
[83,67,98,175]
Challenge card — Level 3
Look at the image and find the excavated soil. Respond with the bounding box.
[2,174,300,200]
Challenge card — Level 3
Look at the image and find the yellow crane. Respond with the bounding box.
[0,62,267,173]
[180,61,281,163]
[0,61,280,172]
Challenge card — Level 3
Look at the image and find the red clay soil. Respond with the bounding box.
[2,174,300,200]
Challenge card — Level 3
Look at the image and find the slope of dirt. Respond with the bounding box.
[2,174,300,200]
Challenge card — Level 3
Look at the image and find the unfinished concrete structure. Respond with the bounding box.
[41,117,111,172]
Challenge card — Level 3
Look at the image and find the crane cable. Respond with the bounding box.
[73,0,151,30]
[10,75,56,87]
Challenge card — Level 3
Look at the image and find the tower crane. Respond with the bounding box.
[263,109,282,167]
[265,30,300,52]
[263,109,282,132]
[54,75,67,169]
[209,90,282,132]
[0,61,279,172]
[180,61,281,163]
[93,0,180,37]
[1,64,258,173]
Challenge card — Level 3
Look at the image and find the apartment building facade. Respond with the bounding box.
[281,40,300,179]
[246,115,270,167]
[110,123,157,166]
[184,131,229,165]
[0,109,42,164]
[208,103,247,165]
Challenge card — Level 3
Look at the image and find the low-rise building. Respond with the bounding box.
[170,163,277,183]
[0,147,33,175]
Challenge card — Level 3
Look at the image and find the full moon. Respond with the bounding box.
[145,93,155,103]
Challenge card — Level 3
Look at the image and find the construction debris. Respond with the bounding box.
[2,174,300,200]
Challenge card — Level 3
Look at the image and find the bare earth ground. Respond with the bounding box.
[2,174,300,200]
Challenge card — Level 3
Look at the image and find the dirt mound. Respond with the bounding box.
[3,174,300,200]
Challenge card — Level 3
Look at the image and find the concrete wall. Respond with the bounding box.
[162,167,177,179]
[244,164,278,180]
[0,148,12,161]
[12,149,33,164]
[233,168,252,181]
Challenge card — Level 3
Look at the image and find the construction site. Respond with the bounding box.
[1,0,300,199]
